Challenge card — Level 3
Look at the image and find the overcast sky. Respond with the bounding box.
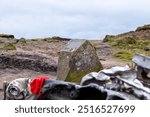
[0,0,150,39]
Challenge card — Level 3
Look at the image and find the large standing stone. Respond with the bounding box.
[57,39,103,83]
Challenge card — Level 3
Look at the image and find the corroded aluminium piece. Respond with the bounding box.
[37,79,138,100]
[4,78,32,100]
[81,65,150,100]
[132,54,150,70]
[132,54,150,81]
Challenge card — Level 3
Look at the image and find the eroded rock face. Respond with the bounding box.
[0,54,57,73]
[136,24,150,31]
[57,39,103,83]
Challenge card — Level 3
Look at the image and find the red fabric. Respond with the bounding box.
[30,76,49,95]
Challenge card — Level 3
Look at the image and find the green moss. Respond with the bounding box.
[18,38,26,43]
[3,43,16,50]
[104,35,150,60]
[30,37,57,42]
[0,43,3,49]
[31,38,41,41]
[43,37,52,41]
[65,66,102,83]
[113,51,133,60]
[110,36,136,47]
[43,37,61,43]
[0,37,4,41]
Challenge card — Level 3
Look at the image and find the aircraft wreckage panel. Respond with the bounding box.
[132,54,150,70]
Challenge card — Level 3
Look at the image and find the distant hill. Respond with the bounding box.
[103,24,150,42]
[103,24,150,60]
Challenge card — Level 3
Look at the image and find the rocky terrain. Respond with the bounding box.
[0,37,128,99]
[0,24,150,99]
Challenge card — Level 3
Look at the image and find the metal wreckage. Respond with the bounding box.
[3,54,150,100]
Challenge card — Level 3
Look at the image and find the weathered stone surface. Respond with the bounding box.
[0,54,57,72]
[57,39,103,83]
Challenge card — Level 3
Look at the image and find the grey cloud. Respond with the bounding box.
[0,0,150,39]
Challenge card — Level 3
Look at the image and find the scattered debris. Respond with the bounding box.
[81,65,150,100]
[3,54,150,100]
[3,78,31,100]
[132,54,150,88]
[132,54,150,70]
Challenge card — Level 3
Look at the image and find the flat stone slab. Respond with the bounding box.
[62,39,87,51]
